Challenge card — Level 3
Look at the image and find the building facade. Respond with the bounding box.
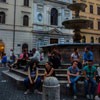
[73,0,100,43]
[0,0,33,55]
[0,0,73,56]
[33,0,73,48]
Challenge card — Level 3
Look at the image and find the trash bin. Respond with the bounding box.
[42,77,60,100]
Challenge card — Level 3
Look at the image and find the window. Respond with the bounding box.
[97,7,100,15]
[91,37,94,43]
[24,0,29,7]
[90,5,93,13]
[0,12,5,24]
[98,37,100,43]
[98,21,100,30]
[0,0,6,2]
[23,15,29,26]
[90,21,93,29]
[51,8,58,25]
[82,36,86,43]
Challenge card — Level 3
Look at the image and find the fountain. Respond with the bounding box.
[62,2,92,43]
[40,2,100,65]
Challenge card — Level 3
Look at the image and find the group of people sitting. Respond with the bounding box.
[8,48,41,69]
[7,48,55,95]
[7,46,100,100]
[24,60,55,95]
[67,46,100,100]
[67,60,99,100]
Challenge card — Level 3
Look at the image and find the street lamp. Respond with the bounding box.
[13,0,16,52]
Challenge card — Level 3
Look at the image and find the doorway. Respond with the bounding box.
[50,38,58,44]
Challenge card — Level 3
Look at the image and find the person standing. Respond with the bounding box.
[48,49,61,69]
[1,53,7,67]
[67,61,80,100]
[82,46,94,66]
[71,48,82,69]
[83,60,97,100]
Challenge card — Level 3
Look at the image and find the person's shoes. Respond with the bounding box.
[86,94,90,100]
[34,89,43,95]
[37,91,43,95]
[66,83,70,87]
[73,95,77,100]
[90,94,94,100]
[24,89,31,95]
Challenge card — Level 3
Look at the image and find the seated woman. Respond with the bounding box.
[44,62,55,79]
[8,49,29,69]
[24,59,41,95]
[70,48,82,69]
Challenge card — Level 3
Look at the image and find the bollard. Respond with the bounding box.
[42,77,60,100]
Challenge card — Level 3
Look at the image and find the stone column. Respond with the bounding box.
[42,77,60,100]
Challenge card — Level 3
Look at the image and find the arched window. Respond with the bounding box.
[0,12,5,24]
[91,36,94,43]
[51,8,58,25]
[24,0,29,7]
[82,36,86,43]
[23,15,29,26]
[98,37,100,43]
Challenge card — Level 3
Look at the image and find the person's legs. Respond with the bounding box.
[84,80,90,99]
[34,77,42,90]
[24,77,30,89]
[24,77,33,94]
[70,77,80,99]
[84,80,89,95]
[71,76,80,84]
[71,82,77,95]
[90,78,97,99]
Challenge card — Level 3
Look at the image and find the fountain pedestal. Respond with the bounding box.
[62,3,92,42]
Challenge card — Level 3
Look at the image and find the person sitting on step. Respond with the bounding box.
[24,59,42,95]
[67,60,80,100]
[83,60,97,100]
[8,49,29,69]
[44,61,55,79]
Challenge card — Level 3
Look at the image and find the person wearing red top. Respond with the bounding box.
[8,49,29,69]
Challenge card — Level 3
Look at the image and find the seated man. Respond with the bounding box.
[83,60,97,100]
[67,60,80,100]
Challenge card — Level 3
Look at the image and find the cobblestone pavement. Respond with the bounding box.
[0,67,86,100]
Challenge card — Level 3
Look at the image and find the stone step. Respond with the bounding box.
[2,70,25,89]
[38,63,71,69]
[11,68,28,77]
[2,70,25,81]
[10,69,68,81]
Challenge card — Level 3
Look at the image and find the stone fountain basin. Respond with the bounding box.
[67,3,87,11]
[62,18,92,29]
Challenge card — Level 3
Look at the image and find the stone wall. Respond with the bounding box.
[42,43,100,64]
